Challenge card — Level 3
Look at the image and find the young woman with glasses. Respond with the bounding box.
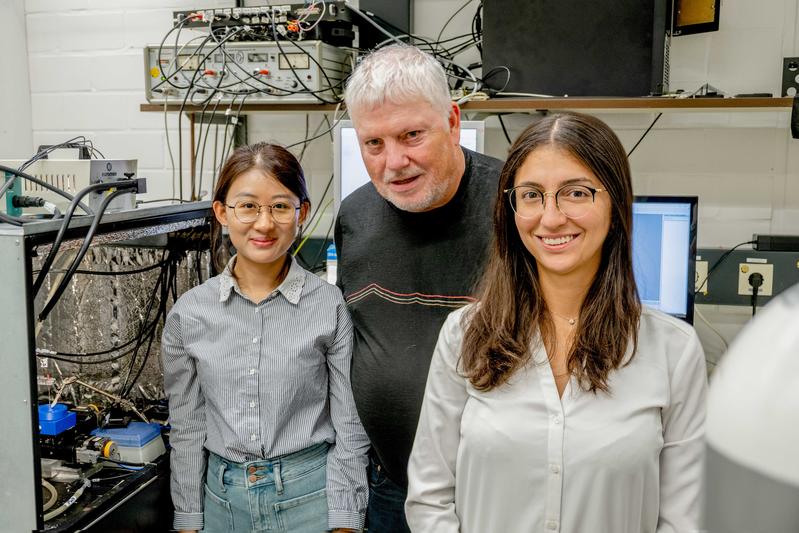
[162,143,368,533]
[406,113,707,532]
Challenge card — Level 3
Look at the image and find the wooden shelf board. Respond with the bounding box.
[140,97,793,114]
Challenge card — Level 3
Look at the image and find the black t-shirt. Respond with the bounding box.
[335,147,503,487]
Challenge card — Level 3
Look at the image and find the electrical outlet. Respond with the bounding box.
[737,263,774,296]
[695,260,708,294]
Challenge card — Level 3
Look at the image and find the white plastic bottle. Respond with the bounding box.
[326,243,337,285]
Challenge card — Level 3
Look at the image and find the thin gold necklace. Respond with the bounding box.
[550,310,578,326]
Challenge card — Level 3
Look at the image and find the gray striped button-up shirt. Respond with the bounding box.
[162,256,369,531]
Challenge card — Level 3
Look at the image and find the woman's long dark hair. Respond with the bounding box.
[210,143,310,273]
[461,112,641,393]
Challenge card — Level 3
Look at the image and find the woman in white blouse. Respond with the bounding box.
[405,112,707,533]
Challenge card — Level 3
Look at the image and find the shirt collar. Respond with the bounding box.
[218,255,305,305]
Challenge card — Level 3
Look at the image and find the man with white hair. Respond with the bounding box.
[334,44,503,532]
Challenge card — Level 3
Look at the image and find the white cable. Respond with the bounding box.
[300,1,325,32]
[43,478,90,522]
[345,1,405,46]
[42,201,61,218]
[164,92,176,201]
[496,91,556,98]
[41,479,58,512]
[694,305,729,351]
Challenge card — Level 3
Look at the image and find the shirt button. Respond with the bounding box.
[254,308,260,313]
[546,520,559,530]
[250,434,257,441]
[249,368,256,375]
[550,464,560,474]
[249,401,256,408]
[252,337,258,343]
[553,416,561,425]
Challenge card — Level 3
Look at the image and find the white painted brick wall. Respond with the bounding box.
[21,0,331,214]
[13,1,799,354]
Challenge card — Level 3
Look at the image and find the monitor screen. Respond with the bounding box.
[333,119,485,209]
[632,196,698,323]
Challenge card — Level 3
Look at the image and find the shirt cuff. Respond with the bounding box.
[328,509,366,530]
[174,511,204,531]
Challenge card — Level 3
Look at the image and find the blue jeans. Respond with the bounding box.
[203,443,329,533]
[366,455,410,533]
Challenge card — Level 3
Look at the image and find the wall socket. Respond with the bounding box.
[695,260,708,294]
[737,263,774,296]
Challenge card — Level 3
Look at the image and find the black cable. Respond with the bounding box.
[748,272,763,316]
[472,1,483,56]
[221,95,248,165]
[122,257,178,397]
[192,91,214,200]
[136,198,192,204]
[497,115,512,144]
[121,258,171,397]
[284,37,340,101]
[156,15,198,92]
[303,173,334,232]
[75,258,170,276]
[22,138,105,171]
[0,211,24,226]
[299,114,311,162]
[308,215,335,272]
[695,240,757,295]
[197,93,223,199]
[269,9,337,105]
[176,69,195,202]
[286,115,342,150]
[39,188,135,321]
[0,164,93,215]
[44,316,161,358]
[436,0,476,53]
[31,180,131,296]
[627,113,663,157]
[212,121,221,188]
[20,136,88,171]
[481,66,511,93]
[217,96,237,172]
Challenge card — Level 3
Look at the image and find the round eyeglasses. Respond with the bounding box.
[225,200,300,224]
[504,184,606,219]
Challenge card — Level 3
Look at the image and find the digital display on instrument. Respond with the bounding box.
[279,53,310,69]
[248,53,269,62]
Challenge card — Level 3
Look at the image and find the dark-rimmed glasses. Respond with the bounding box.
[504,184,606,219]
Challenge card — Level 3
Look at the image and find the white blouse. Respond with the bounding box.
[406,306,707,533]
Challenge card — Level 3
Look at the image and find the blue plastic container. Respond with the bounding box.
[92,421,161,447]
[38,403,77,436]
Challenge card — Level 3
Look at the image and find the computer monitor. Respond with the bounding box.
[333,119,485,209]
[632,196,698,323]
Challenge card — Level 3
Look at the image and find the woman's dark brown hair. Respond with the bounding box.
[210,142,310,272]
[461,112,641,393]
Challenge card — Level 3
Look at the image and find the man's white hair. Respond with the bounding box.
[344,44,452,120]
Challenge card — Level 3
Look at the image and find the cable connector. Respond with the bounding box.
[748,272,764,316]
[12,195,46,208]
[132,177,147,194]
